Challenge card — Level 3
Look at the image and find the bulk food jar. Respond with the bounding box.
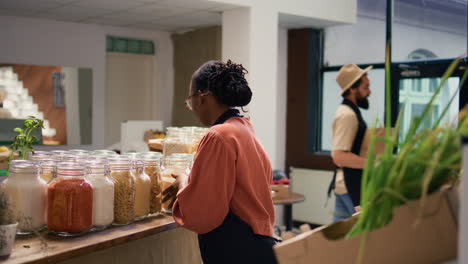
[131,159,151,220]
[109,158,136,225]
[31,154,56,183]
[85,161,114,230]
[142,154,163,215]
[161,155,191,214]
[50,150,67,162]
[2,160,47,234]
[163,128,194,156]
[47,163,93,236]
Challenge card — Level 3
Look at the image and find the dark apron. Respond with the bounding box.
[198,212,278,264]
[198,109,278,264]
[341,99,367,206]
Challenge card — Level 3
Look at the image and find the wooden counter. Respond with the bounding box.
[1,215,201,264]
[273,192,305,205]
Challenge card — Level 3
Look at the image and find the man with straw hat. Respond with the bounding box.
[328,64,372,222]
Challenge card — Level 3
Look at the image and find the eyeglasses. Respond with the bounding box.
[184,91,210,111]
[184,94,195,111]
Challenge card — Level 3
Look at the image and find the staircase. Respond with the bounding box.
[0,67,57,138]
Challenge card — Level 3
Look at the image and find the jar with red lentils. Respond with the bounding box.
[47,162,93,236]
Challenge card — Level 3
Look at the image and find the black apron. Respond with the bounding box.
[341,99,367,206]
[198,108,278,264]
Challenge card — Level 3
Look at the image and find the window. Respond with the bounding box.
[399,76,460,138]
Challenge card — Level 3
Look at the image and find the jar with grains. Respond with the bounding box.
[131,159,151,220]
[2,160,47,234]
[169,154,194,169]
[191,127,208,153]
[142,154,163,215]
[47,163,93,236]
[86,161,114,229]
[161,155,191,214]
[109,158,135,225]
[163,128,194,156]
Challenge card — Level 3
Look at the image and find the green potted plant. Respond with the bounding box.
[0,188,16,258]
[9,116,44,161]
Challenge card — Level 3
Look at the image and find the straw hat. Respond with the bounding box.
[336,64,373,95]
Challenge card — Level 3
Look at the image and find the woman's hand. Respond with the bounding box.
[162,174,188,208]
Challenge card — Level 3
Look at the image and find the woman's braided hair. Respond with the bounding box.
[192,60,252,107]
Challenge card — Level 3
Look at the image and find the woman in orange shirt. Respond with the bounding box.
[163,60,278,264]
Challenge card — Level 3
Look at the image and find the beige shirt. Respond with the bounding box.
[332,104,358,195]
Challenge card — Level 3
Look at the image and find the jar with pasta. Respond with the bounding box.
[2,160,47,234]
[142,154,163,215]
[109,157,135,225]
[131,159,151,220]
[86,160,114,230]
[161,155,191,214]
[47,163,93,236]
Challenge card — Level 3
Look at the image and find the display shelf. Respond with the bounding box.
[0,215,178,264]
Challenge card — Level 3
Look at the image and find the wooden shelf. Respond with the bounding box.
[1,215,179,264]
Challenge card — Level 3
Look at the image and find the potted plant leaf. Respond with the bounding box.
[9,116,44,161]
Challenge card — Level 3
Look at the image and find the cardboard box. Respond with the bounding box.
[360,128,395,158]
[274,187,458,264]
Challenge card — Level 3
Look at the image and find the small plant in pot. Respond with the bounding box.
[0,187,17,259]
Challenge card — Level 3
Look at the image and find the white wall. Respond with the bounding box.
[325,16,467,66]
[0,15,174,149]
[276,27,288,171]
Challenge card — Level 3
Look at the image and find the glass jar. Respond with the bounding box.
[169,154,194,169]
[109,158,135,225]
[131,159,151,220]
[142,154,163,215]
[39,159,56,184]
[161,155,191,214]
[163,128,194,156]
[91,150,118,156]
[50,150,67,162]
[86,161,114,230]
[30,151,53,159]
[47,163,93,236]
[31,154,56,183]
[68,149,89,155]
[2,160,47,234]
[192,127,208,153]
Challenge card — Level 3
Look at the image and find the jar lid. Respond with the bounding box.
[56,162,85,177]
[108,157,131,166]
[68,149,90,154]
[86,160,108,174]
[9,160,39,173]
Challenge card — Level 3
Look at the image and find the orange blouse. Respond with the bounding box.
[172,117,275,236]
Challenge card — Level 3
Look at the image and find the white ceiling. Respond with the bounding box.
[0,0,238,32]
